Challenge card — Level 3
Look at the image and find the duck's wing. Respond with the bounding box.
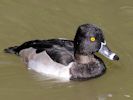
[4,39,74,65]
[48,39,74,51]
[4,39,74,54]
[45,39,74,65]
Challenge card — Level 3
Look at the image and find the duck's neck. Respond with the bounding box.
[74,53,95,64]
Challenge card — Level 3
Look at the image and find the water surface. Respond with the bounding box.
[0,0,133,100]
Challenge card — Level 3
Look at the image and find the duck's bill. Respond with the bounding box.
[98,41,119,61]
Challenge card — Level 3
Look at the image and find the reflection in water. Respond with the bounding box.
[29,69,70,83]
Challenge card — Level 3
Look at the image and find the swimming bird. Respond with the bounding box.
[4,24,119,81]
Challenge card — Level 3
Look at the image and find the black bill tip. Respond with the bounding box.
[113,55,119,60]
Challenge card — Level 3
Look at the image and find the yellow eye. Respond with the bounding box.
[90,37,96,42]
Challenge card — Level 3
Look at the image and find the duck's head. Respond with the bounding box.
[74,24,119,61]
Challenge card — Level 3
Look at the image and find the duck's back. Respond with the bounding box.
[4,39,74,66]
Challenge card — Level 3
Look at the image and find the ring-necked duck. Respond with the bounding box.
[4,24,119,81]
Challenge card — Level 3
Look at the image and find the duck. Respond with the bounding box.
[4,24,119,81]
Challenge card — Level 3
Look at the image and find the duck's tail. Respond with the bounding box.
[4,46,19,55]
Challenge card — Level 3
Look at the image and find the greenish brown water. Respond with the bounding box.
[0,0,133,100]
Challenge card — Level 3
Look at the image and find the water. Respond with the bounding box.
[0,0,133,100]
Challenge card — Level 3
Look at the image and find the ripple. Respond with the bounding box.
[124,94,131,98]
[98,93,113,100]
[120,6,133,16]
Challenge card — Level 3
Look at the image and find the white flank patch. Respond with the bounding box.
[28,61,72,81]
[27,51,72,81]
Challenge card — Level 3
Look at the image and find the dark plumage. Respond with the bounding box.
[5,39,74,65]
